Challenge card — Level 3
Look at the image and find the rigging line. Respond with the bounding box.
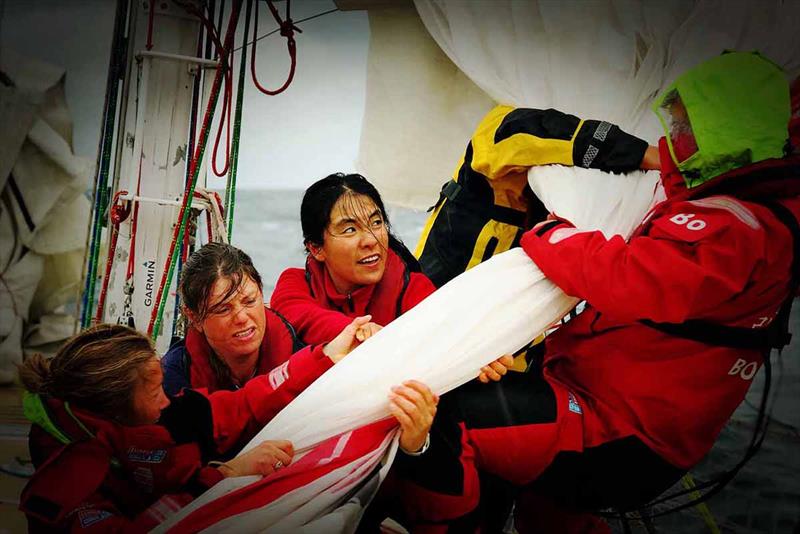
[250,0,297,95]
[79,0,130,329]
[230,6,339,54]
[173,17,208,340]
[148,0,244,339]
[211,50,234,176]
[224,0,253,238]
[145,0,156,50]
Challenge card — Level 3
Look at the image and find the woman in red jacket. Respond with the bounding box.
[270,174,511,439]
[162,243,306,396]
[271,173,511,379]
[271,173,437,345]
[271,173,445,456]
[19,321,364,532]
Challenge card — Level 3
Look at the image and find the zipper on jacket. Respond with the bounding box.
[346,292,353,313]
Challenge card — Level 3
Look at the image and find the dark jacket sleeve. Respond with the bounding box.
[161,340,191,397]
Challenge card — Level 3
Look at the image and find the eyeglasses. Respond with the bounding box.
[326,216,388,240]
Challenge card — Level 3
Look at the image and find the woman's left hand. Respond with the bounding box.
[389,380,438,454]
[478,354,514,383]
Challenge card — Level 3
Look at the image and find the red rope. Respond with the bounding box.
[174,0,225,57]
[212,50,234,177]
[176,0,233,178]
[205,210,213,243]
[147,0,243,336]
[95,190,132,322]
[126,154,144,281]
[251,0,300,96]
[146,0,156,50]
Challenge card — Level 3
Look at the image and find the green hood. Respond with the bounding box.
[653,51,790,187]
[23,391,72,445]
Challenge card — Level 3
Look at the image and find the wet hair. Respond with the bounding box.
[18,324,156,423]
[300,173,420,271]
[179,242,262,321]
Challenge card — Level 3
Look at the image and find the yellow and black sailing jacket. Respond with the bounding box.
[414,105,649,288]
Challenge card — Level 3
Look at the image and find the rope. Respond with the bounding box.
[250,0,300,96]
[231,7,338,54]
[125,154,144,282]
[94,190,132,322]
[148,0,244,339]
[146,0,156,50]
[172,15,209,340]
[193,189,228,244]
[79,0,130,329]
[224,0,253,238]
[680,474,721,534]
[211,50,233,176]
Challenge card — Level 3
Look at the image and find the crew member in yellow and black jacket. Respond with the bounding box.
[415,105,657,288]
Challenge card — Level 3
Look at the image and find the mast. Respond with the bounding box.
[87,0,230,352]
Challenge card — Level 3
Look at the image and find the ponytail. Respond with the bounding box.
[17,353,52,394]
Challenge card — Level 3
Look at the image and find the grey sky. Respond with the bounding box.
[1,0,369,190]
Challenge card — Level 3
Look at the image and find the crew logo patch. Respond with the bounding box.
[78,508,112,528]
[567,392,583,414]
[127,447,166,463]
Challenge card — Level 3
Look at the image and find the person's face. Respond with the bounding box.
[130,358,170,425]
[662,95,698,163]
[310,193,389,294]
[195,275,266,365]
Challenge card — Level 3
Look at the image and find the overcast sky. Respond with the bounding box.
[1,0,369,190]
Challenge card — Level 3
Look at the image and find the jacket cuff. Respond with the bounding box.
[573,119,649,172]
[192,466,225,494]
[285,344,334,394]
[521,220,574,257]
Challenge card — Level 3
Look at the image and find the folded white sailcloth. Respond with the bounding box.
[158,166,661,533]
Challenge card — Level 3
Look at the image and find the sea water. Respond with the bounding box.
[231,189,799,533]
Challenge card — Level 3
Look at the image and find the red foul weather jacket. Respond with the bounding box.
[270,249,436,344]
[521,138,800,469]
[20,345,333,532]
[161,306,302,396]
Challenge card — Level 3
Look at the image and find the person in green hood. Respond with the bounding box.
[393,51,800,533]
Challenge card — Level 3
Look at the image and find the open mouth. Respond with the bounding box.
[357,254,380,265]
[233,326,256,340]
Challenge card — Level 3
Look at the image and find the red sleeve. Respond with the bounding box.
[520,202,763,324]
[400,273,436,313]
[207,345,333,452]
[270,268,351,344]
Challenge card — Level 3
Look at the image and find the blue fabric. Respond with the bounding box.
[161,340,190,396]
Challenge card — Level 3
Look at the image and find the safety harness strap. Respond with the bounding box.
[439,179,528,228]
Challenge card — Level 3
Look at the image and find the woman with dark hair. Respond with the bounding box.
[19,322,362,531]
[163,242,308,396]
[271,172,436,345]
[271,173,443,457]
[271,173,512,453]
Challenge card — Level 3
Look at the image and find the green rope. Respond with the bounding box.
[224,0,252,239]
[80,0,128,328]
[681,473,721,534]
[150,0,243,340]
